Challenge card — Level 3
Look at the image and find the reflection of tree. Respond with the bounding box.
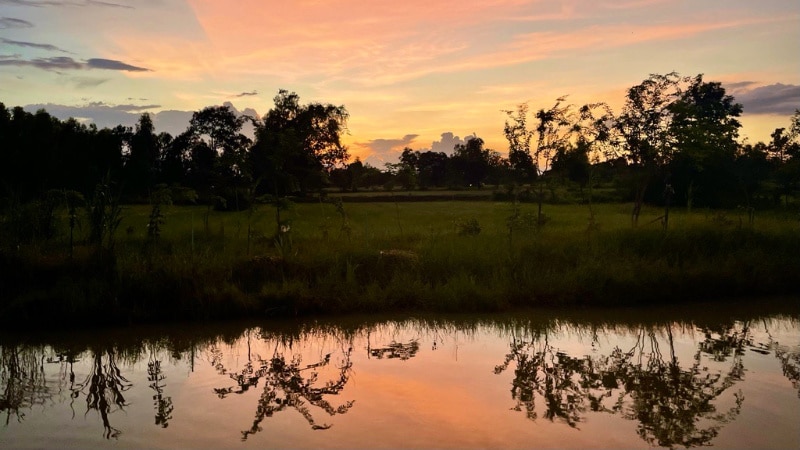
[494,334,588,428]
[71,349,132,439]
[0,345,51,425]
[496,324,749,448]
[210,342,354,440]
[368,340,420,361]
[147,349,174,428]
[600,326,745,448]
[774,345,800,398]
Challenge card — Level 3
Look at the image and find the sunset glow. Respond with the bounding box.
[1,0,798,165]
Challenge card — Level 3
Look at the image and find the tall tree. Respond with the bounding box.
[125,113,161,200]
[533,96,574,222]
[250,90,349,196]
[504,103,536,183]
[451,137,491,187]
[668,75,742,209]
[190,106,252,209]
[616,72,686,226]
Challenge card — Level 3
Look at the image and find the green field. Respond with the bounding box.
[2,199,799,327]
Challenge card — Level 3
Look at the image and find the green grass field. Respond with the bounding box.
[2,199,799,328]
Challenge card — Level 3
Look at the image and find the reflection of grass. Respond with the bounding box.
[2,201,799,327]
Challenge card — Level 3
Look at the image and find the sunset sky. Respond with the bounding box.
[1,0,798,166]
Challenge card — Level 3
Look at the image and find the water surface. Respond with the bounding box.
[2,299,799,448]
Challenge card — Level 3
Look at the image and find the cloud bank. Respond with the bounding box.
[732,83,800,115]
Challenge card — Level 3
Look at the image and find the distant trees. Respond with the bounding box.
[451,137,493,187]
[1,79,799,216]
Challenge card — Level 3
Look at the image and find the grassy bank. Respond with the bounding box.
[1,200,799,328]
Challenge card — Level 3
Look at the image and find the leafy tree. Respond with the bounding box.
[504,103,537,183]
[533,96,574,222]
[769,110,800,208]
[552,142,590,192]
[416,150,449,188]
[190,106,252,210]
[124,113,161,200]
[668,75,743,210]
[733,142,771,213]
[159,130,190,187]
[451,137,492,187]
[616,72,686,226]
[250,90,349,196]
[384,161,417,190]
[568,102,617,219]
[186,139,218,199]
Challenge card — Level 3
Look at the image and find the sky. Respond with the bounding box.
[1,0,798,167]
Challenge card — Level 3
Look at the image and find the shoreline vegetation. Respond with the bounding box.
[2,74,799,329]
[2,198,798,329]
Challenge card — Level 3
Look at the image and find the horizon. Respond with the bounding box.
[1,0,798,166]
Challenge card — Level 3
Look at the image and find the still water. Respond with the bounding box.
[2,299,799,449]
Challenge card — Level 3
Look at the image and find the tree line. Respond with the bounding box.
[0,89,349,211]
[1,74,799,216]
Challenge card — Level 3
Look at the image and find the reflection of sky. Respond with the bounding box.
[0,1,798,164]
[1,316,798,448]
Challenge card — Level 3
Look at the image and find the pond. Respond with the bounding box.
[1,299,799,449]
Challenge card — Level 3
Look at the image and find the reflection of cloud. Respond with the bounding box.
[0,17,34,29]
[0,38,71,53]
[733,83,800,115]
[0,56,150,72]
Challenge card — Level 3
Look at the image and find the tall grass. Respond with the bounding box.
[1,199,798,328]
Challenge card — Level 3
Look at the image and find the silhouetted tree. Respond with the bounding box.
[533,96,574,222]
[668,75,743,210]
[504,103,537,183]
[124,113,161,201]
[616,72,686,225]
[190,106,252,210]
[451,137,492,187]
[250,90,349,196]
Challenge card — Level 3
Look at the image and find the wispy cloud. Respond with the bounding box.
[0,37,72,53]
[0,56,83,70]
[0,56,150,71]
[86,58,148,71]
[0,0,132,8]
[234,91,258,97]
[71,76,110,88]
[87,0,132,9]
[0,17,34,28]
